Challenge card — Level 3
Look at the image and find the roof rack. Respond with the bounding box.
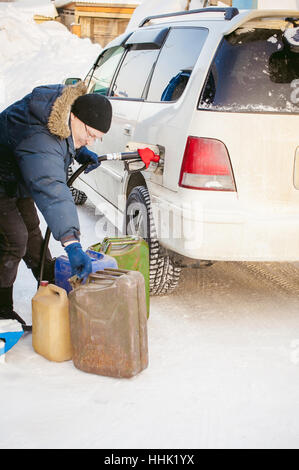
[139,7,240,27]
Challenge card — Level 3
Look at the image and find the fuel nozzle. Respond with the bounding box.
[122,148,160,174]
[136,148,160,168]
[97,148,160,174]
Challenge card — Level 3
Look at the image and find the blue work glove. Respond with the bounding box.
[75,147,100,174]
[64,242,92,283]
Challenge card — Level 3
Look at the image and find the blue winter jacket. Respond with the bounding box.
[0,82,92,245]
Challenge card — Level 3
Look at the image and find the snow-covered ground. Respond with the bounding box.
[1,0,299,450]
[4,202,299,449]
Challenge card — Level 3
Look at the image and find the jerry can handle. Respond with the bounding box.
[108,240,138,246]
[102,236,139,252]
[102,236,135,243]
[103,268,129,275]
[89,272,118,281]
[69,274,117,289]
[68,275,82,290]
[48,283,68,299]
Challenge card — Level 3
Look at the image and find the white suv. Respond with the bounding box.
[69,7,299,294]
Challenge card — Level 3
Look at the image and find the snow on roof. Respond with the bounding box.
[11,0,58,18]
[55,0,142,7]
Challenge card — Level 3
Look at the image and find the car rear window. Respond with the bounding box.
[199,28,299,114]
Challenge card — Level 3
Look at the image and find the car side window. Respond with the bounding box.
[112,47,160,99]
[89,46,124,96]
[146,27,208,102]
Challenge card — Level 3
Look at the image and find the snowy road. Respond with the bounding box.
[2,201,299,449]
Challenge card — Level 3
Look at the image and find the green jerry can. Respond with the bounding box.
[89,236,150,317]
[68,269,148,378]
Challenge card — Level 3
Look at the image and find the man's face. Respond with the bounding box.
[70,113,104,149]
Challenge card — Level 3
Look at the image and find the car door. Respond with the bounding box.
[82,44,126,190]
[87,27,169,208]
[137,27,209,192]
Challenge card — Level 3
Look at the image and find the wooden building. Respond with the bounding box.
[55,1,141,47]
[208,0,232,5]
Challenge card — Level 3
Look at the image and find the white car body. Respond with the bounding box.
[74,8,299,263]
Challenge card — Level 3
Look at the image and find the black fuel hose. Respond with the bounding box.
[38,151,141,285]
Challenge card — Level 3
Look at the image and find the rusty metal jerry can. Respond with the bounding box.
[89,236,150,317]
[68,269,148,378]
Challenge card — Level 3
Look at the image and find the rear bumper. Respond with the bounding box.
[149,185,299,262]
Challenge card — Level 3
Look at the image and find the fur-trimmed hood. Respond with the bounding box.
[48,81,87,139]
[28,81,87,139]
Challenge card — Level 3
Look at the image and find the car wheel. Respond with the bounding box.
[126,186,181,295]
[67,166,87,205]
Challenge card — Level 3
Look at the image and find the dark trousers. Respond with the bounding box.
[0,195,53,288]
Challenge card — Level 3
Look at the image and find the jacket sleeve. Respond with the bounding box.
[15,132,80,244]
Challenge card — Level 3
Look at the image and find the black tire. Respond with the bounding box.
[67,166,87,205]
[126,186,181,295]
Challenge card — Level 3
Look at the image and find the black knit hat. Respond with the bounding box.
[71,94,112,133]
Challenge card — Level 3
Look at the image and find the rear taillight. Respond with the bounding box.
[179,137,236,191]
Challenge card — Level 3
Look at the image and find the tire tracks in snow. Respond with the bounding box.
[232,262,299,298]
[177,261,299,299]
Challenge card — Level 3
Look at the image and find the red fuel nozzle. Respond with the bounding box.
[137,148,160,169]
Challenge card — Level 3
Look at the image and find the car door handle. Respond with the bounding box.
[123,124,132,136]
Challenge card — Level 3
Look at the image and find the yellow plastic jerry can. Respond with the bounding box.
[32,281,72,362]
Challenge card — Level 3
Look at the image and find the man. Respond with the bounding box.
[0,81,112,325]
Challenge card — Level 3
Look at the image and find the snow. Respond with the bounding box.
[126,0,241,31]
[7,0,58,18]
[126,0,207,31]
[2,203,299,449]
[0,2,101,109]
[55,0,142,6]
[284,26,299,48]
[268,34,278,43]
[0,320,23,333]
[259,0,299,8]
[200,101,299,113]
[1,0,299,451]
